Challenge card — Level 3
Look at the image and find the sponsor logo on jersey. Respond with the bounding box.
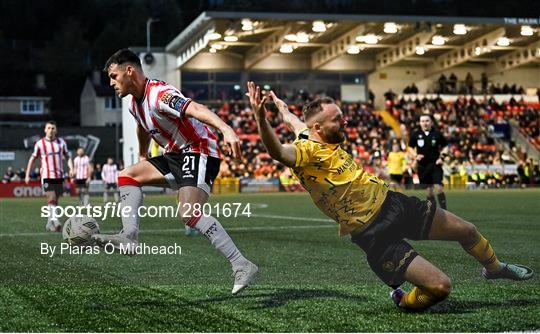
[160,92,174,105]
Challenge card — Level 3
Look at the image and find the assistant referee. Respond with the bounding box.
[407,114,449,209]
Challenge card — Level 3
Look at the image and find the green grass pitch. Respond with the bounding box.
[0,189,539,332]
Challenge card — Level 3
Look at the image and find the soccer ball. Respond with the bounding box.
[62,216,100,246]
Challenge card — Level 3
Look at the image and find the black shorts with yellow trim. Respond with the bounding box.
[350,190,436,287]
[42,178,64,196]
[147,152,220,194]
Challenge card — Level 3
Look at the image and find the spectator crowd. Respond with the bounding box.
[3,85,539,190]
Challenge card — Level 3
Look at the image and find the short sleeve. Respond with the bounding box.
[32,142,40,158]
[293,140,313,168]
[157,90,192,119]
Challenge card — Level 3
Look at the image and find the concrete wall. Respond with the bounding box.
[80,79,122,126]
[318,55,375,72]
[183,52,244,71]
[490,66,540,90]
[369,63,540,108]
[101,104,122,125]
[80,79,97,126]
[252,54,310,71]
[368,65,428,107]
[0,97,50,116]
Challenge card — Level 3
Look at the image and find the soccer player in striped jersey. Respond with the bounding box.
[247,82,533,311]
[101,157,119,203]
[93,49,257,294]
[72,147,92,205]
[24,121,73,231]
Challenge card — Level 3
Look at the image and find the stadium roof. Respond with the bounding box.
[165,11,540,75]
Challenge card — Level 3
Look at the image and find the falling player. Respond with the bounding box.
[93,48,257,294]
[247,82,533,311]
[25,121,73,231]
[72,147,92,205]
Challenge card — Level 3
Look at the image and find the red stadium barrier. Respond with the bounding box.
[1,180,86,197]
[0,181,43,198]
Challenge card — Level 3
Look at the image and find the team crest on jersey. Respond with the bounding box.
[383,261,395,272]
[160,92,186,111]
[417,139,424,147]
[160,92,173,104]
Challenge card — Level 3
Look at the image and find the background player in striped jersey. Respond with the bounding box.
[24,121,73,231]
[93,49,257,294]
[72,147,92,205]
[101,157,119,203]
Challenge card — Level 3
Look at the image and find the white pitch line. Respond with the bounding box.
[253,214,332,222]
[0,214,335,237]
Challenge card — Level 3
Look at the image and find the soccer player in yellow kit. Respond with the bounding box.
[386,142,407,191]
[246,82,533,311]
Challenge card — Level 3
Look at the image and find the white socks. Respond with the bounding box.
[46,204,60,229]
[118,185,143,240]
[195,216,246,267]
[103,191,119,203]
[82,192,89,206]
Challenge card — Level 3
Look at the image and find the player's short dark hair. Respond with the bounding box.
[46,120,56,126]
[302,97,335,122]
[103,48,142,71]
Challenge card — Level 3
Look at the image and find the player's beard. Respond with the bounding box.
[325,128,345,144]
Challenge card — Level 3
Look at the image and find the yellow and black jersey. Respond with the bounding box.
[387,151,407,175]
[291,129,388,236]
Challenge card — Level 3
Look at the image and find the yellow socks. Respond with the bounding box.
[463,234,502,272]
[401,287,437,309]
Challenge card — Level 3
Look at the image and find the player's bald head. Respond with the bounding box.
[303,97,336,126]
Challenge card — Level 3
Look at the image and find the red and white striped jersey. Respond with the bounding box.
[129,79,221,159]
[32,137,69,179]
[73,155,91,179]
[101,164,118,184]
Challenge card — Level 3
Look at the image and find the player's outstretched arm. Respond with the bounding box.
[247,81,297,167]
[184,102,241,159]
[268,90,306,137]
